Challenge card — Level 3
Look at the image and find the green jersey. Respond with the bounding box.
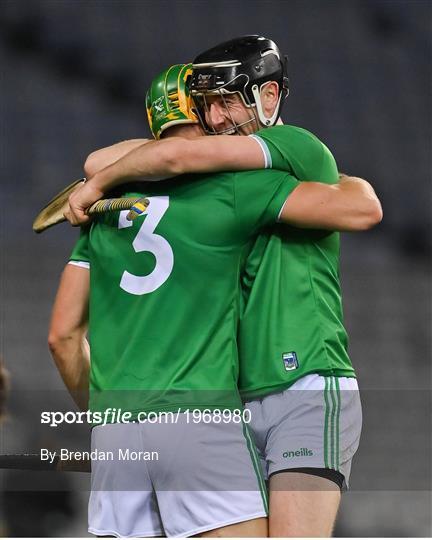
[239,125,355,400]
[70,171,298,415]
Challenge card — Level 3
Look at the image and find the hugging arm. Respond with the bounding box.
[84,139,150,178]
[279,174,383,231]
[67,135,264,225]
[68,136,382,232]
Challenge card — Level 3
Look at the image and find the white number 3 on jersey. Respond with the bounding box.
[118,196,174,295]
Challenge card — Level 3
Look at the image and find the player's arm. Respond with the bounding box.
[48,264,90,411]
[88,135,264,186]
[83,138,151,178]
[66,135,265,225]
[279,174,383,231]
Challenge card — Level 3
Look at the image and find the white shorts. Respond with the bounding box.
[88,414,267,537]
[245,374,362,489]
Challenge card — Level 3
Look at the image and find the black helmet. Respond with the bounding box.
[190,35,289,130]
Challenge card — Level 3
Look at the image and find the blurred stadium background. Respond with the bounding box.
[0,0,430,536]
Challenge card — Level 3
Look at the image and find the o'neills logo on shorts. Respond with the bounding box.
[283,448,313,458]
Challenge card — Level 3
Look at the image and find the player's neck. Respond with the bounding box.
[164,125,203,140]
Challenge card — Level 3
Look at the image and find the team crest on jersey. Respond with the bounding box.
[283,352,299,371]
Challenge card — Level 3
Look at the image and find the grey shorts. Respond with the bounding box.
[88,414,267,537]
[245,374,362,489]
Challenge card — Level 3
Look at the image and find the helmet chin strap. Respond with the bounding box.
[251,84,282,127]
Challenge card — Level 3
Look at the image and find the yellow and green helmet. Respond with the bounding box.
[146,63,198,139]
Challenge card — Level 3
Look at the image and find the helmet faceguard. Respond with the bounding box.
[190,35,289,134]
[191,78,258,135]
[146,64,199,140]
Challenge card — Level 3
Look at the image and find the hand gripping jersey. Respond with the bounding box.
[70,171,298,416]
[239,125,356,400]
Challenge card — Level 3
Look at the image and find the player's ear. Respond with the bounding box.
[260,81,279,117]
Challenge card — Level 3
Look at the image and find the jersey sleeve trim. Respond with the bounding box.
[277,197,289,222]
[265,175,300,225]
[68,260,90,270]
[275,177,300,221]
[275,179,300,222]
[249,135,272,169]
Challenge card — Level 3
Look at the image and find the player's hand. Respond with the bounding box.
[65,182,104,226]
